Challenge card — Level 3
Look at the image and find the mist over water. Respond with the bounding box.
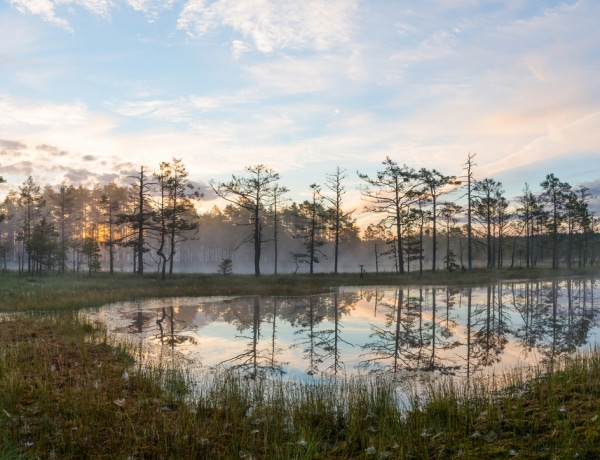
[84,277,600,384]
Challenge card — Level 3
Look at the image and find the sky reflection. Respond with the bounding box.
[84,277,600,384]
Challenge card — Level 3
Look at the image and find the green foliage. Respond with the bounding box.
[81,235,101,274]
[28,217,58,275]
[217,257,233,276]
[444,249,460,272]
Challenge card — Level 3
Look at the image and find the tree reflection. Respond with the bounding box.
[319,293,356,376]
[360,288,407,374]
[96,277,600,382]
[470,284,510,370]
[216,297,287,379]
[292,297,326,376]
[511,281,544,356]
[534,280,591,364]
[421,287,460,374]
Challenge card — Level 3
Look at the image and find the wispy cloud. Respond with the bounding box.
[8,0,72,31]
[7,0,115,31]
[125,0,176,21]
[2,0,599,210]
[244,55,340,95]
[0,94,88,127]
[177,0,357,53]
[113,99,192,123]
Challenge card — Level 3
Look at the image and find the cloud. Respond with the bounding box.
[58,166,119,185]
[0,94,87,128]
[6,0,180,30]
[35,144,70,156]
[177,0,357,53]
[0,139,27,151]
[114,99,192,123]
[581,179,600,214]
[8,0,73,31]
[231,39,251,59]
[7,0,116,31]
[113,54,347,128]
[0,140,27,166]
[125,0,176,21]
[1,160,36,178]
[244,55,337,95]
[3,0,599,216]
[113,89,260,124]
[71,0,114,18]
[189,179,216,201]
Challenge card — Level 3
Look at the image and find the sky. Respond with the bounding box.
[1,0,600,222]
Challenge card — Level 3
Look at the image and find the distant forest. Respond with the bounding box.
[0,154,597,277]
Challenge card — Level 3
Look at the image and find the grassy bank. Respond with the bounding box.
[1,314,599,459]
[2,269,599,458]
[1,266,598,312]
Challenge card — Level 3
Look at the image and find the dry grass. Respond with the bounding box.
[2,313,600,459]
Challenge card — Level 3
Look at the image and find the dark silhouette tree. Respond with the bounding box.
[210,164,280,277]
[0,172,6,223]
[462,153,476,272]
[540,174,571,269]
[418,168,459,272]
[119,166,155,276]
[293,183,328,274]
[440,201,462,271]
[99,191,119,275]
[29,217,57,275]
[516,184,536,269]
[18,176,45,275]
[271,183,289,275]
[472,178,507,269]
[47,182,76,273]
[405,196,430,276]
[164,158,201,275]
[564,188,591,268]
[358,157,420,274]
[324,166,354,274]
[574,186,593,267]
[152,161,172,280]
[81,235,101,275]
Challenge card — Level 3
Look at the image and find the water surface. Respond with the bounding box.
[84,277,600,383]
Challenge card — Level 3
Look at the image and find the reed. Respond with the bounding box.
[1,313,600,458]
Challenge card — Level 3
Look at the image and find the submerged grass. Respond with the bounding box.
[1,266,598,312]
[1,314,600,459]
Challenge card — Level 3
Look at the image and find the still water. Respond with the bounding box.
[84,277,600,383]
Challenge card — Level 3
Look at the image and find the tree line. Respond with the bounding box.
[0,153,597,278]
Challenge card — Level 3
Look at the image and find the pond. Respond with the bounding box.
[83,277,600,385]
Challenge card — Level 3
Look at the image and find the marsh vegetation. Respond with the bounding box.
[2,312,600,459]
[1,271,600,458]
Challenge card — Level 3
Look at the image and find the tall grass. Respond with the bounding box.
[2,313,600,458]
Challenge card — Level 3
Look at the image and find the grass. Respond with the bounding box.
[1,266,598,312]
[1,313,600,459]
[1,268,600,458]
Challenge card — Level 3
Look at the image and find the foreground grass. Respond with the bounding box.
[1,266,598,312]
[1,314,600,459]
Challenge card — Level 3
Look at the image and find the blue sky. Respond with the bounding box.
[1,0,599,219]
